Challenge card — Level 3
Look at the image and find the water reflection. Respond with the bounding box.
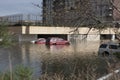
[46,45,71,53]
[0,43,43,78]
[0,41,100,79]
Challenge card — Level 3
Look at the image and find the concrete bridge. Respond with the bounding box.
[8,26,118,42]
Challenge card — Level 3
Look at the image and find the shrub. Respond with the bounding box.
[15,65,33,80]
[0,65,33,80]
[40,54,111,80]
[113,53,120,59]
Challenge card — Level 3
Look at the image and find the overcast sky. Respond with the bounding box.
[0,0,42,16]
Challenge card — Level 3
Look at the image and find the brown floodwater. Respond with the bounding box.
[0,41,100,78]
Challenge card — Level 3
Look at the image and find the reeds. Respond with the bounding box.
[0,52,119,80]
[39,53,118,80]
[0,65,33,80]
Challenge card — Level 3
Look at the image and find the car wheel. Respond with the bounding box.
[66,42,70,45]
[53,43,56,45]
[102,52,109,57]
[35,41,37,44]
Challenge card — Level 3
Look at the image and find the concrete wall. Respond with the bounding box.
[18,34,37,42]
[22,26,118,34]
[8,26,120,41]
[86,35,100,41]
[8,26,119,35]
[8,26,22,34]
[68,34,100,42]
[113,0,120,21]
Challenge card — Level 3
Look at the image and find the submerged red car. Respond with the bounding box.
[46,37,70,45]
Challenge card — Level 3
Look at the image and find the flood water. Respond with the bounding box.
[0,41,100,78]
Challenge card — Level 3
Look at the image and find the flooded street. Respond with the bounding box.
[0,41,100,78]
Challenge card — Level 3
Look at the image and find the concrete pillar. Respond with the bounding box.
[111,34,115,41]
[67,34,70,41]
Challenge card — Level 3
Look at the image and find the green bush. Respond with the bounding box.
[0,22,15,47]
[41,54,110,80]
[15,65,33,80]
[113,53,120,59]
[0,65,33,80]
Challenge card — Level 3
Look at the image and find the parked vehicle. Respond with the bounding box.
[98,42,120,56]
[46,37,70,45]
[31,38,46,44]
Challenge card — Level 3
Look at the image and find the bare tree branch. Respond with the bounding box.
[32,3,41,8]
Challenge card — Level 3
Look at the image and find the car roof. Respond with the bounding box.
[101,42,118,45]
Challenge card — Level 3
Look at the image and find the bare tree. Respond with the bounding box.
[35,0,120,41]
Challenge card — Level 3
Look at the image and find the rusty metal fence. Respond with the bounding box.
[0,14,42,26]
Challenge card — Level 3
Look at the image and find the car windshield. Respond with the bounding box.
[100,44,107,48]
[38,38,45,41]
[51,38,57,41]
[109,45,118,49]
[58,38,64,41]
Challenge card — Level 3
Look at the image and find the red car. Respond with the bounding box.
[48,37,70,45]
[34,38,46,44]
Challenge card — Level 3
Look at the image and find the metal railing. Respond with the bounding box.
[0,14,43,26]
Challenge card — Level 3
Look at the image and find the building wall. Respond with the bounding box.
[43,0,113,26]
[43,0,53,25]
[18,34,37,42]
[8,26,117,35]
[8,26,119,41]
[69,34,100,41]
[21,26,116,35]
[8,26,22,34]
[95,0,113,21]
[113,0,120,21]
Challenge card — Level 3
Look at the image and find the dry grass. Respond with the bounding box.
[39,52,120,80]
[0,51,120,80]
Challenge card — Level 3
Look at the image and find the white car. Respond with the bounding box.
[98,42,120,56]
[30,38,46,44]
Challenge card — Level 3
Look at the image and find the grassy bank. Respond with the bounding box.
[39,52,119,80]
[0,52,120,80]
[0,65,33,80]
